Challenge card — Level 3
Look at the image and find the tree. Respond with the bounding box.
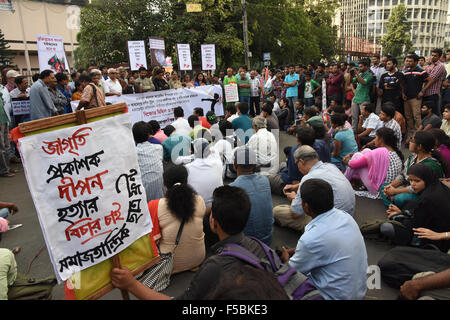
[380,4,413,58]
[0,29,13,66]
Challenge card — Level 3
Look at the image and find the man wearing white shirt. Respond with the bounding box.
[247,116,279,176]
[9,76,30,99]
[171,106,191,137]
[249,70,261,117]
[358,103,383,146]
[185,138,224,207]
[103,68,122,96]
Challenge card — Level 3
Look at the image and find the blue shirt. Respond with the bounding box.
[161,133,192,161]
[30,79,57,120]
[331,128,358,162]
[148,137,162,145]
[285,73,300,98]
[289,207,368,300]
[230,174,273,245]
[232,114,254,144]
[313,139,331,163]
[291,161,355,216]
[281,145,303,184]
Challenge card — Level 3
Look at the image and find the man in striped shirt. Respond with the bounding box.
[424,48,446,116]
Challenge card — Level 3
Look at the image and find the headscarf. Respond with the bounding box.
[407,163,445,200]
[361,147,390,191]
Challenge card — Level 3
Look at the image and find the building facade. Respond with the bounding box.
[0,0,86,75]
[342,0,449,58]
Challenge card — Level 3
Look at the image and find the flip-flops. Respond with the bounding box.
[0,173,15,178]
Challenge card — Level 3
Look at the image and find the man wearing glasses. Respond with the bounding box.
[103,68,123,97]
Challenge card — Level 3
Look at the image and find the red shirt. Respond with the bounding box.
[199,117,211,129]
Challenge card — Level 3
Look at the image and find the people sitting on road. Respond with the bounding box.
[148,165,206,274]
[211,120,236,179]
[357,103,383,148]
[380,163,450,253]
[344,127,403,200]
[280,178,368,300]
[161,125,192,163]
[171,106,192,137]
[429,128,450,178]
[132,121,164,201]
[382,130,446,208]
[231,102,254,145]
[273,146,355,233]
[330,113,358,171]
[247,116,279,176]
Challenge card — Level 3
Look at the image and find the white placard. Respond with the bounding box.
[201,44,216,70]
[177,44,192,71]
[127,40,147,71]
[224,84,239,103]
[18,114,152,282]
[71,85,224,127]
[149,38,165,50]
[11,99,30,115]
[36,34,70,73]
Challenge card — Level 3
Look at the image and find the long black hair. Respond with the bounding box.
[413,131,448,177]
[376,127,404,165]
[163,165,197,223]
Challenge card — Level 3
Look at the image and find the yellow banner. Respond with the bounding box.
[186,3,202,12]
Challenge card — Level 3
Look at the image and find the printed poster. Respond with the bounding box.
[177,44,192,71]
[224,84,239,103]
[149,37,166,67]
[19,114,152,282]
[201,44,216,70]
[127,40,147,71]
[36,34,70,73]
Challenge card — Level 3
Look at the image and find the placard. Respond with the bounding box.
[127,40,147,71]
[177,44,192,70]
[36,34,70,73]
[11,99,30,115]
[149,37,166,66]
[201,44,216,70]
[19,113,152,282]
[224,84,239,103]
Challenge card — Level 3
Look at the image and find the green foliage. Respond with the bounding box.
[380,3,413,59]
[0,29,14,66]
[74,0,339,70]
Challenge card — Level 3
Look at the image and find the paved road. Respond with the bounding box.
[0,131,400,300]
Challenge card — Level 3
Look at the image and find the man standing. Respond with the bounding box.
[424,49,446,116]
[350,59,374,133]
[29,70,57,121]
[5,70,19,92]
[283,65,299,124]
[371,55,387,113]
[237,71,251,107]
[9,76,29,99]
[418,56,426,68]
[402,54,432,137]
[249,71,261,117]
[326,63,344,105]
[153,69,170,91]
[103,68,122,96]
[0,72,13,177]
[378,58,404,112]
[76,74,106,110]
[313,63,327,98]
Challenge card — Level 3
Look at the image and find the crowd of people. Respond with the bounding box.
[1,48,450,300]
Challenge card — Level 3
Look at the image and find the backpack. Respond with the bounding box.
[219,237,323,300]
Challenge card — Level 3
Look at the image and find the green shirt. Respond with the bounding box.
[237,77,251,97]
[352,71,373,104]
[223,76,237,86]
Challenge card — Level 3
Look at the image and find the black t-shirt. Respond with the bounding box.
[403,66,430,100]
[379,71,404,102]
[176,233,266,300]
[153,77,170,91]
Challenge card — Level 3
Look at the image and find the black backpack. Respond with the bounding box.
[219,237,323,300]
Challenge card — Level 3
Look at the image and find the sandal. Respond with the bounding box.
[9,168,19,173]
[0,173,15,178]
[11,247,21,255]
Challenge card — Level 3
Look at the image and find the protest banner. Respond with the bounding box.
[149,37,166,66]
[71,85,224,127]
[224,83,239,103]
[18,104,160,300]
[127,40,147,71]
[11,99,30,115]
[36,34,70,73]
[201,44,216,70]
[177,44,192,70]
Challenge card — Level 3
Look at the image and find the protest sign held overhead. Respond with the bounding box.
[127,40,147,71]
[177,44,192,70]
[19,113,153,282]
[149,37,166,66]
[36,34,70,73]
[201,44,216,70]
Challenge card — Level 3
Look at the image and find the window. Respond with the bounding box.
[407,0,412,4]
[415,0,419,4]
[377,0,382,5]
[414,10,419,18]
[392,0,398,4]
[369,0,375,5]
[384,0,390,5]
[428,11,431,19]
[385,10,391,19]
[421,10,425,18]
[407,9,413,19]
